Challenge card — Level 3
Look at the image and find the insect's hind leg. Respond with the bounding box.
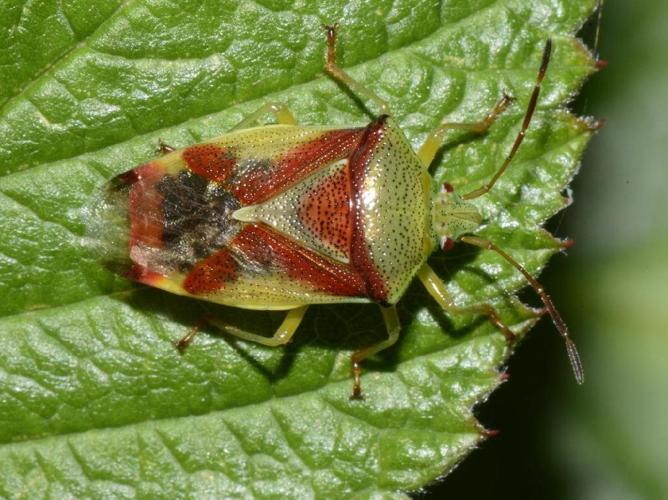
[417,94,514,167]
[416,263,517,343]
[322,24,389,116]
[231,102,298,130]
[175,305,309,349]
[350,305,401,400]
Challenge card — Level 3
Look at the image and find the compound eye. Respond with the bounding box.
[440,236,455,252]
[441,182,454,193]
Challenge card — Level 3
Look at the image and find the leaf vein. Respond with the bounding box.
[0,190,77,236]
[0,0,138,114]
[268,406,314,474]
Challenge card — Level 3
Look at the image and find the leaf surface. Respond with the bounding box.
[0,0,597,496]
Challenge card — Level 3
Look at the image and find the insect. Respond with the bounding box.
[90,25,584,398]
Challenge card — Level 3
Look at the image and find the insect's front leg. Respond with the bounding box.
[175,305,309,349]
[350,305,401,400]
[417,94,514,167]
[231,102,298,130]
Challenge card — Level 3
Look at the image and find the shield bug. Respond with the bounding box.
[89,25,584,399]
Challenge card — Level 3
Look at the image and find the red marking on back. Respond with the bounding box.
[230,129,365,205]
[127,263,164,286]
[183,249,238,294]
[125,162,167,250]
[441,237,455,252]
[232,224,366,296]
[297,166,352,257]
[348,117,390,303]
[442,182,454,193]
[182,144,235,183]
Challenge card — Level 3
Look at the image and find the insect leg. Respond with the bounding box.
[230,102,298,130]
[155,139,176,156]
[459,235,584,383]
[210,305,308,346]
[461,40,552,200]
[417,94,514,167]
[416,263,516,342]
[174,320,205,351]
[350,305,401,400]
[322,24,390,115]
[175,306,308,349]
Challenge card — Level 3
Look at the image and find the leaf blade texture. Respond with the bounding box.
[0,0,598,495]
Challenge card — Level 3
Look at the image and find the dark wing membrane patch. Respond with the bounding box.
[158,170,241,271]
[89,163,241,281]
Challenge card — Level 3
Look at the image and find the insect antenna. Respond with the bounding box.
[460,235,585,384]
[593,0,605,60]
[462,39,552,200]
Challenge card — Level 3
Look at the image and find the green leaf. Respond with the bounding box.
[0,0,597,496]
